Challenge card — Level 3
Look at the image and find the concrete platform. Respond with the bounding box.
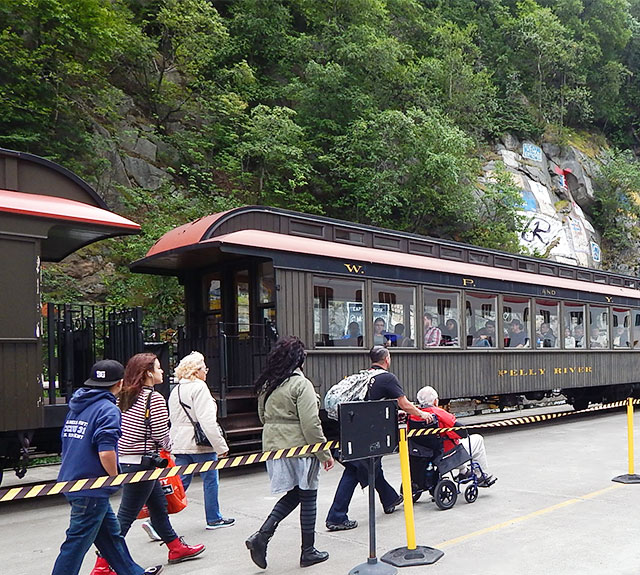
[3,408,640,575]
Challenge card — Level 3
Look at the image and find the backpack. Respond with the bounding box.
[323,368,386,421]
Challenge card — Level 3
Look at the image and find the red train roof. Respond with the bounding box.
[0,189,139,230]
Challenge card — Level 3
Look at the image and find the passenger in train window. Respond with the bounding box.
[392,323,413,347]
[573,325,585,348]
[564,327,576,348]
[373,318,388,346]
[537,323,557,348]
[440,319,459,346]
[613,326,630,348]
[589,327,608,348]
[422,313,442,347]
[473,320,495,347]
[507,319,529,348]
[341,321,363,346]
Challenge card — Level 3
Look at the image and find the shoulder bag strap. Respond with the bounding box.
[177,385,198,426]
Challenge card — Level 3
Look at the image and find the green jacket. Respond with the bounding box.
[258,368,330,462]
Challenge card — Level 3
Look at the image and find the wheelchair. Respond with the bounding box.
[405,416,493,510]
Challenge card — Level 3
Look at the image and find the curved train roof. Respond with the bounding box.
[131,205,640,300]
[0,148,139,260]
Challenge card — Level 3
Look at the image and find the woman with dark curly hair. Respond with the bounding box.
[245,336,334,570]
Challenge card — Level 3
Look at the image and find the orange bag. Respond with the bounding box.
[137,450,187,518]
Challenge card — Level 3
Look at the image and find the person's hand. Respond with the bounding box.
[323,457,335,471]
[220,451,229,458]
[420,411,434,423]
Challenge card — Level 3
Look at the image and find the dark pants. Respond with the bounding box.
[117,462,178,543]
[52,496,144,575]
[325,458,399,525]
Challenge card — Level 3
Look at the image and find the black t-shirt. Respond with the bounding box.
[367,367,405,401]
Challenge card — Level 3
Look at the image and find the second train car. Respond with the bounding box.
[131,205,640,416]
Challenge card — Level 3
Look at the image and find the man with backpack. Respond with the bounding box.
[325,346,433,531]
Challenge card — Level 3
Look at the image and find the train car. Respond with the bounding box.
[131,205,640,446]
[0,148,140,482]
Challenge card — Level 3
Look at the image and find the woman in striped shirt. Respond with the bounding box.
[115,353,205,566]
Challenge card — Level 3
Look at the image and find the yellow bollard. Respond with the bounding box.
[612,397,640,483]
[380,422,444,567]
[628,397,635,475]
[398,426,417,550]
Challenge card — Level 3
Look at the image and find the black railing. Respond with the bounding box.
[177,320,278,416]
[43,303,144,404]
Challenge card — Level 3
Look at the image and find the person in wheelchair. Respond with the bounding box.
[411,386,496,488]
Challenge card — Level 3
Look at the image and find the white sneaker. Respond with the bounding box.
[141,520,162,541]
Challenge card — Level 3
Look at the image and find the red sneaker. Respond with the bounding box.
[89,555,116,575]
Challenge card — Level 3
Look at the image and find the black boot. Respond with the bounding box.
[246,517,278,569]
[300,531,329,568]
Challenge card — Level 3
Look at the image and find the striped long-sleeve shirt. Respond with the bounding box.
[118,387,171,464]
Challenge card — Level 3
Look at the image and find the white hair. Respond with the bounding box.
[416,386,438,407]
[175,351,206,381]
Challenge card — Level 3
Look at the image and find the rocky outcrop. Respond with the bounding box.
[488,136,603,268]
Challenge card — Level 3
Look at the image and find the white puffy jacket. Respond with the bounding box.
[168,377,228,455]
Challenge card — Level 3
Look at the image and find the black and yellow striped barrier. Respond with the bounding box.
[0,398,632,503]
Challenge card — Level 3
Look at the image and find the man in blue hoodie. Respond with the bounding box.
[52,360,162,575]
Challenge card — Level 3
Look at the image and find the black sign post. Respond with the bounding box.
[339,400,399,575]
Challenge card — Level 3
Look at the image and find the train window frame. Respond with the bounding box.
[312,276,365,348]
[612,307,631,349]
[535,299,560,349]
[372,281,416,348]
[563,302,586,349]
[423,287,461,348]
[633,310,640,349]
[502,296,531,349]
[588,305,610,349]
[464,292,498,349]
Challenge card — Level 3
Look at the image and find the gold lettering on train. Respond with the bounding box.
[605,296,612,303]
[498,366,590,377]
[462,278,475,287]
[541,288,556,295]
[344,263,365,274]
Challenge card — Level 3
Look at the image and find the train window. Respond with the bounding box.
[503,296,531,348]
[313,277,364,347]
[633,310,640,348]
[372,282,415,348]
[564,302,585,348]
[612,308,631,348]
[589,305,610,349]
[535,300,559,348]
[423,288,460,347]
[205,275,222,312]
[335,228,365,245]
[465,292,497,348]
[235,269,251,334]
[258,262,275,305]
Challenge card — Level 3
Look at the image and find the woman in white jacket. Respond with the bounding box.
[169,351,234,530]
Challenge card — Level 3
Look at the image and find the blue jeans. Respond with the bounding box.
[117,463,178,543]
[52,496,144,575]
[326,459,399,525]
[175,452,222,524]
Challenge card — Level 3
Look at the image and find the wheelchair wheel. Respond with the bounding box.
[434,479,457,510]
[464,483,478,504]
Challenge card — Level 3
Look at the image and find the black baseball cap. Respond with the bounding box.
[84,359,125,387]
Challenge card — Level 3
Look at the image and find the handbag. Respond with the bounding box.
[137,450,187,517]
[177,385,212,447]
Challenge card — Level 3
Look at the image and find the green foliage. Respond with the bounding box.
[8,0,640,313]
[466,163,527,253]
[592,150,640,259]
[328,108,478,236]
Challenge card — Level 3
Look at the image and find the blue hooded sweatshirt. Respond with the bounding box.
[57,387,122,497]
